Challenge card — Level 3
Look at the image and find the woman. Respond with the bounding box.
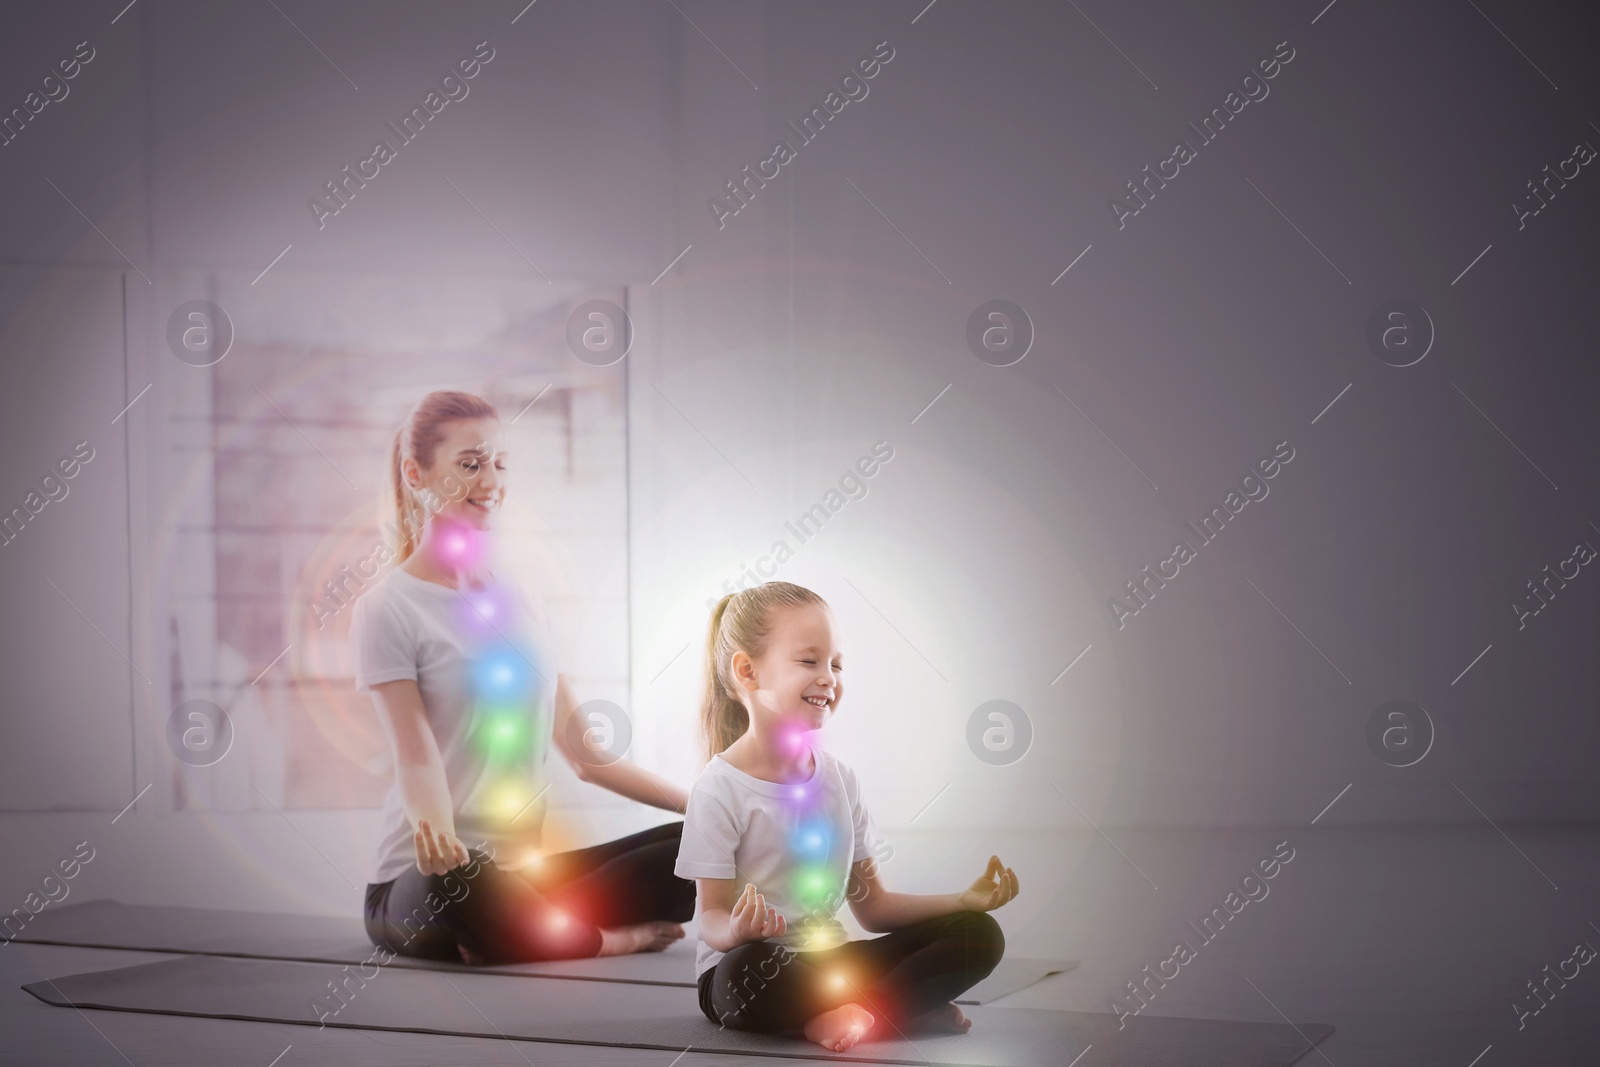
[354,390,693,964]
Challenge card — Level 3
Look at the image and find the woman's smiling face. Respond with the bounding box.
[408,416,507,531]
[743,603,844,736]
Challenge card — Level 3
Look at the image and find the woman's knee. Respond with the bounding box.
[953,910,1005,969]
[369,894,461,960]
[429,847,501,903]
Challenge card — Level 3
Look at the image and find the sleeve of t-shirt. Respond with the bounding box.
[674,772,742,880]
[838,758,887,865]
[350,588,418,693]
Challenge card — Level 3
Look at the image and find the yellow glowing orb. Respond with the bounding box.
[489,781,530,820]
[807,927,843,950]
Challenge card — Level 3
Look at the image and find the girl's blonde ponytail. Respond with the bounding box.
[699,594,748,765]
[698,581,829,765]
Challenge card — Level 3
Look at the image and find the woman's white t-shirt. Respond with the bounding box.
[351,567,560,885]
[674,744,886,978]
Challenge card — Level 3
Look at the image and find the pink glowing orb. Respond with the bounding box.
[430,519,485,568]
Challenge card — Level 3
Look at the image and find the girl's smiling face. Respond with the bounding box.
[735,603,844,737]
[405,416,507,531]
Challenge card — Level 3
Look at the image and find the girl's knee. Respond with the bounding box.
[706,967,759,1029]
[706,944,793,1027]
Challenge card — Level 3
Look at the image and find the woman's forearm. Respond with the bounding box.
[579,756,688,814]
[553,673,687,813]
[394,755,457,836]
[370,680,460,839]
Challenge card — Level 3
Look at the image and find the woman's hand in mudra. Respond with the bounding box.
[957,855,1019,912]
[414,817,471,876]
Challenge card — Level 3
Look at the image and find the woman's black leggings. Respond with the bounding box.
[364,821,695,964]
[697,910,1005,1032]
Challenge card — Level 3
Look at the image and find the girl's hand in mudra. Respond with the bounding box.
[729,883,787,946]
[958,855,1019,912]
[414,817,471,876]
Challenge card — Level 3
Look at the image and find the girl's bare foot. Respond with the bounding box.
[596,921,685,956]
[804,1003,875,1052]
[909,1001,971,1034]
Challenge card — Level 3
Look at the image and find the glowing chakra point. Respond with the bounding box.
[490,780,531,820]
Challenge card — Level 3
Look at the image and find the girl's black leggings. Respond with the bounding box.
[364,821,695,963]
[697,910,1005,1032]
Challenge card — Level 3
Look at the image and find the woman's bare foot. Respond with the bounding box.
[596,921,685,956]
[456,942,486,966]
[908,1001,971,1034]
[804,1003,875,1052]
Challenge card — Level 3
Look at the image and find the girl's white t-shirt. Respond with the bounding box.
[350,567,560,885]
[674,743,886,978]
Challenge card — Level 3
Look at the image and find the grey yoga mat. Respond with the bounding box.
[24,954,1335,1067]
[8,899,1074,1005]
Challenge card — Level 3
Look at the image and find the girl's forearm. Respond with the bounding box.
[863,891,965,931]
[580,756,688,813]
[699,909,739,953]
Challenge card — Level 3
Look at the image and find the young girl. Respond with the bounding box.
[675,581,1019,1052]
[354,390,693,966]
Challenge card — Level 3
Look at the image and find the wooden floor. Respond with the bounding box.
[3,823,1598,1065]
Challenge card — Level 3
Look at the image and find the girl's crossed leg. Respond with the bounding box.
[698,910,1005,1042]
